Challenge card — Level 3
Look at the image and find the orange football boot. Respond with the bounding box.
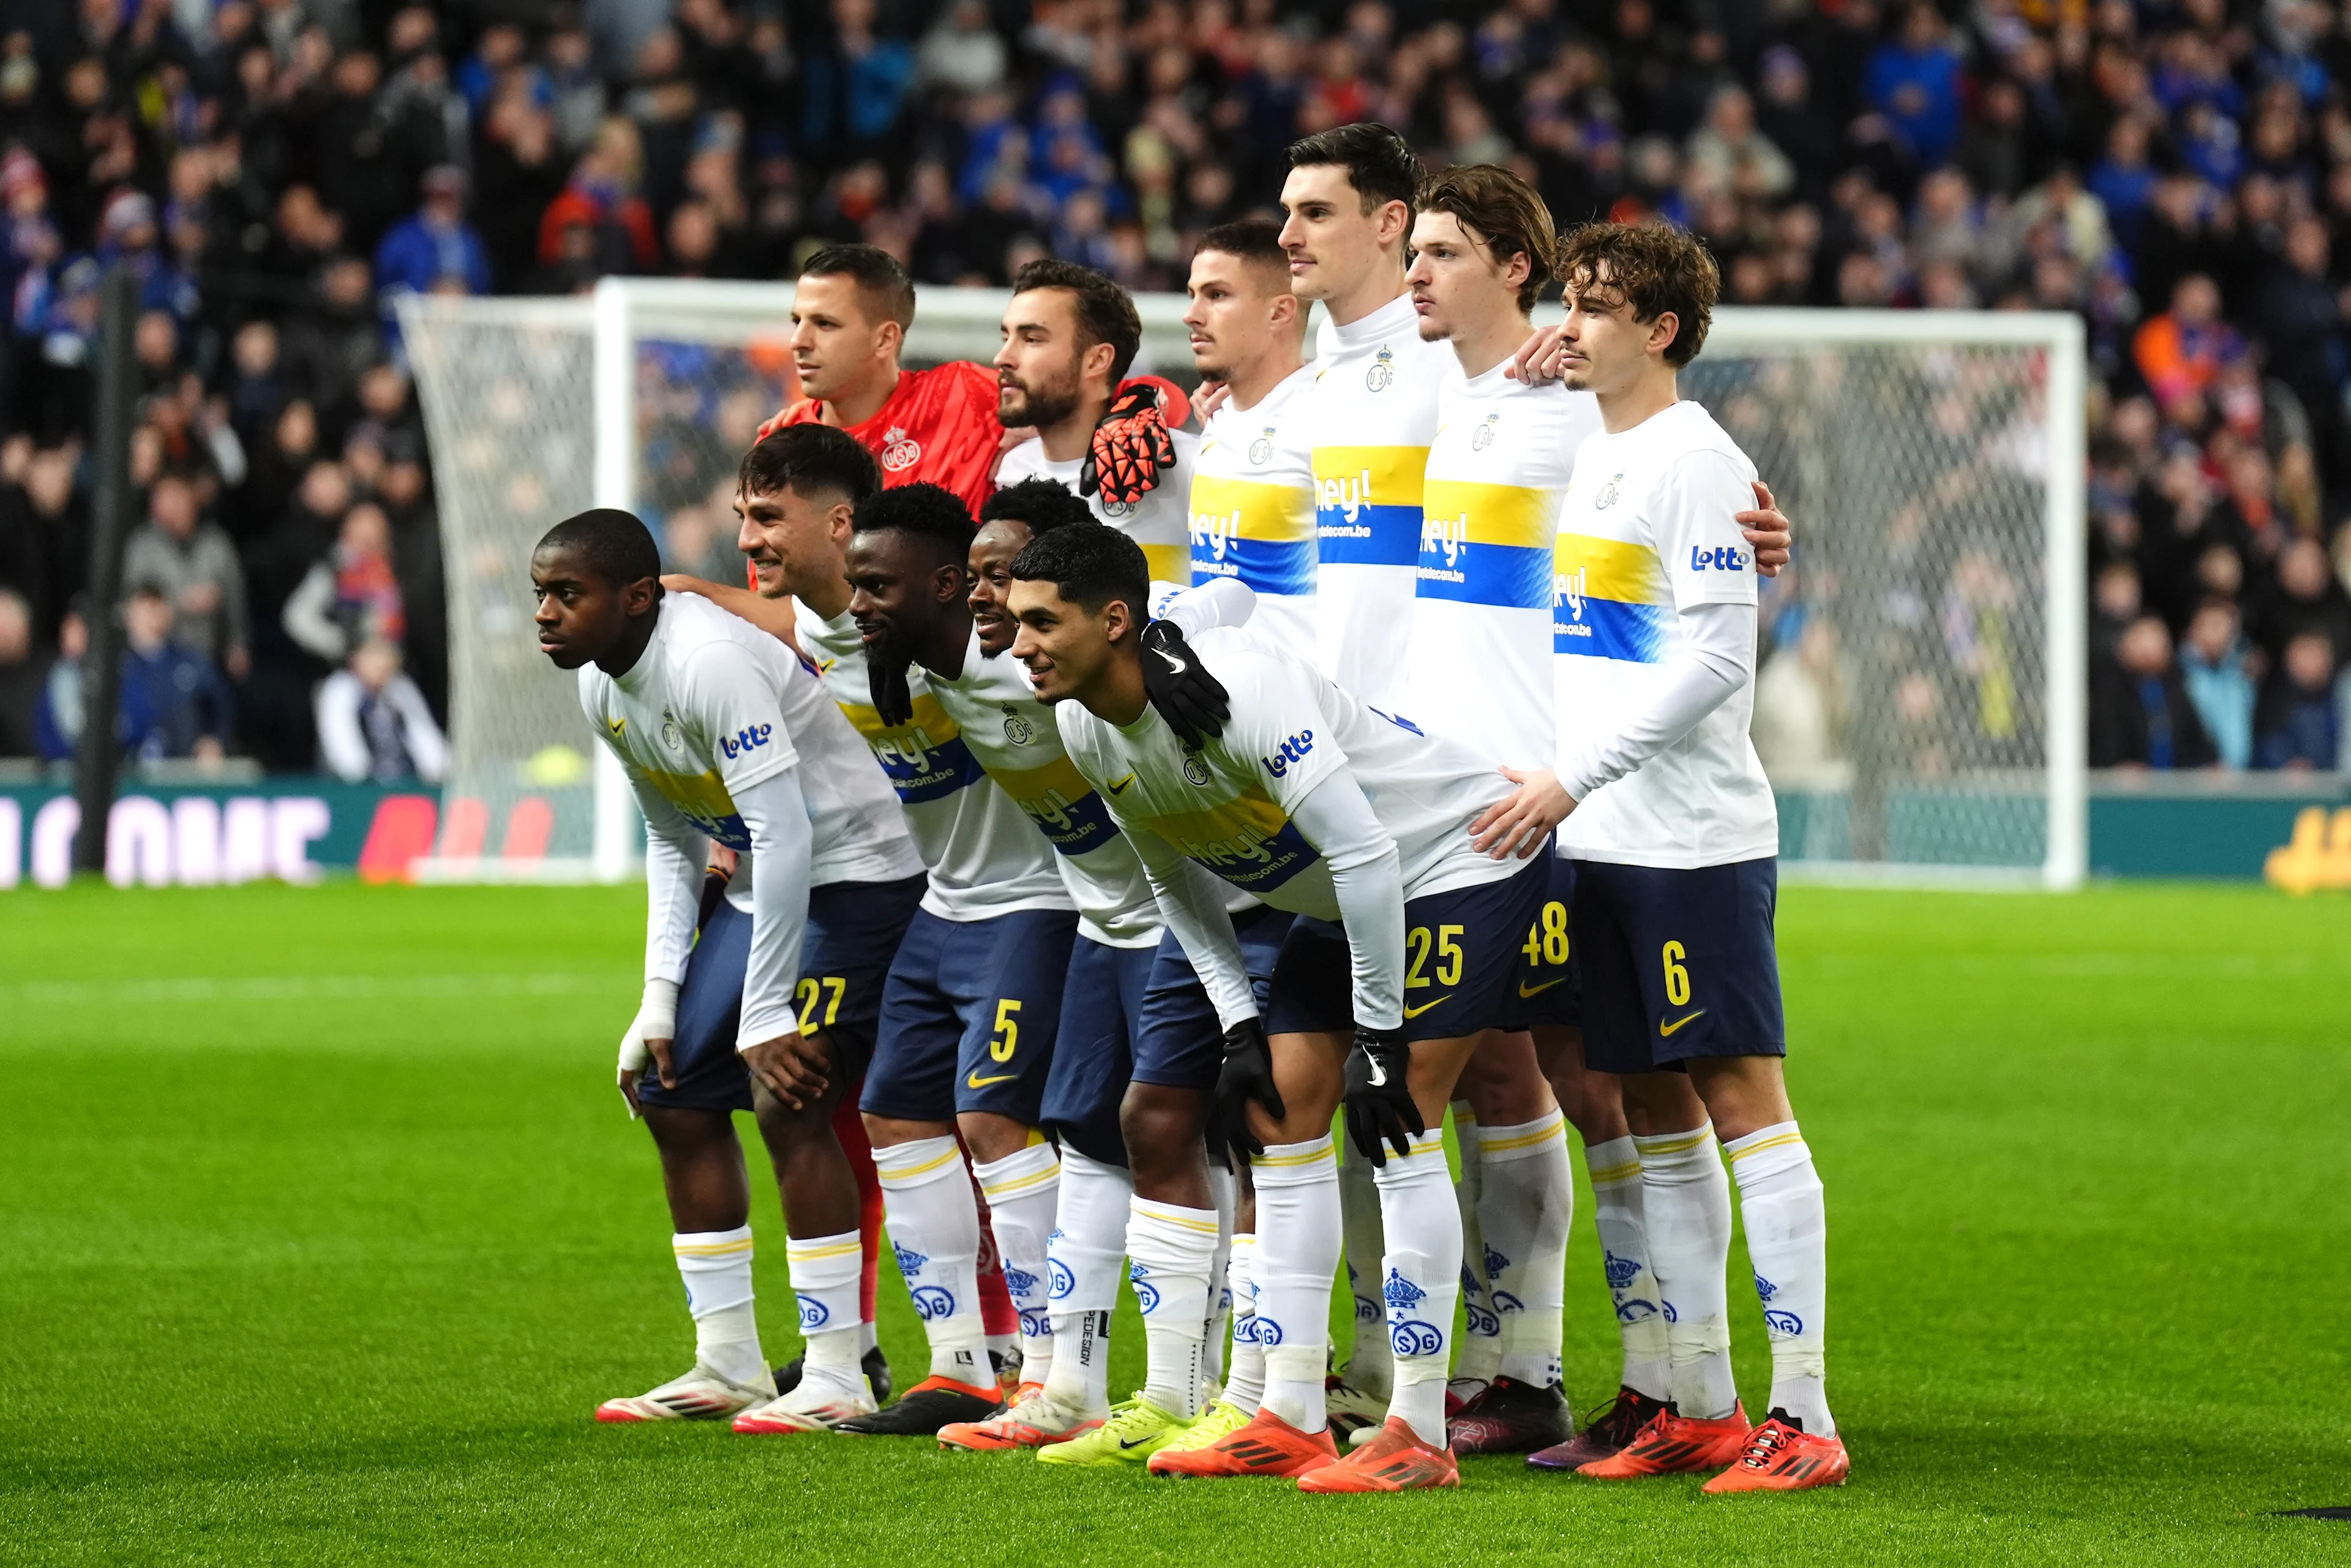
[1701,1414,1851,1493]
[1147,1408,1340,1478]
[1297,1417,1460,1493]
[1576,1403,1750,1479]
[937,1385,1104,1452]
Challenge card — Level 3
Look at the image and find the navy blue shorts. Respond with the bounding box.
[1262,855,1551,1042]
[1038,937,1158,1168]
[863,906,1078,1124]
[1134,903,1296,1090]
[639,872,928,1112]
[1572,856,1787,1074]
[1502,851,1581,1030]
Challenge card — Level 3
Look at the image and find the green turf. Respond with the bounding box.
[2,880,2347,1565]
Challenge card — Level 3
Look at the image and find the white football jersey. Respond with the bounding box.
[1054,628,1519,917]
[577,593,922,910]
[924,624,1160,947]
[1302,293,1450,708]
[1409,362,1602,770]
[1189,362,1319,661]
[996,429,1201,588]
[795,600,1073,919]
[1552,399,1779,869]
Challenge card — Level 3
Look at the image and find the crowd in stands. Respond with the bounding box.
[0,0,2347,778]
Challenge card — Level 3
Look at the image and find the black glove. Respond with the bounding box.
[1139,618,1229,747]
[1341,1024,1422,1166]
[1080,381,1178,504]
[868,653,914,729]
[1210,1016,1284,1166]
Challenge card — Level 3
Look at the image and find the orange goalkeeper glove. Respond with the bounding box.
[1081,380,1180,505]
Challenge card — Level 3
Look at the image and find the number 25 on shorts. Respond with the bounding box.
[990,999,1021,1062]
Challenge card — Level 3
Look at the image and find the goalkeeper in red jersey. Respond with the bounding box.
[757,244,1182,516]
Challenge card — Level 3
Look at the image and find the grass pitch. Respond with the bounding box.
[1,879,2346,1566]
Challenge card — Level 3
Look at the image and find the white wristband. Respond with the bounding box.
[620,977,681,1077]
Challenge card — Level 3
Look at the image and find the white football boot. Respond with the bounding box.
[594,1363,774,1423]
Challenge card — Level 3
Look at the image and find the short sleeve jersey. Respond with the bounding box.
[577,593,923,907]
[795,599,1072,918]
[924,625,1160,947]
[1409,364,1602,770]
[1188,362,1319,660]
[771,361,1004,518]
[1551,400,1779,869]
[994,429,1201,588]
[1302,293,1450,709]
[1054,628,1520,920]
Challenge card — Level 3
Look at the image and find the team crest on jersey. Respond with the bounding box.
[1100,496,1136,519]
[880,426,921,471]
[1000,705,1035,745]
[1471,411,1499,450]
[1365,345,1395,392]
[1180,749,1211,786]
[1596,472,1623,509]
[659,708,683,751]
[1248,427,1275,464]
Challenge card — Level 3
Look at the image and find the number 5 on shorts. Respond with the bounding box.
[990,999,1021,1062]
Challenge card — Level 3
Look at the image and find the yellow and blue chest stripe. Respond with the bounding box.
[1190,470,1316,597]
[1136,785,1322,893]
[1419,479,1560,610]
[835,691,991,803]
[1313,445,1425,569]
[1553,533,1670,664]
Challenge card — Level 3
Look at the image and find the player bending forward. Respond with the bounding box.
[1010,523,1547,1493]
[1475,220,1850,1492]
[533,509,925,1430]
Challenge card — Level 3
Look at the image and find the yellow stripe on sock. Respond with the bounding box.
[1727,1130,1808,1163]
[672,1240,756,1258]
[1139,1207,1224,1235]
[785,1239,863,1261]
[980,1166,1060,1199]
[1585,1159,1641,1184]
[881,1144,965,1181]
[1637,1128,1714,1157]
[1253,1141,1337,1169]
[1480,1123,1568,1155]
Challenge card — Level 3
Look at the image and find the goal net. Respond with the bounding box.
[401,285,2083,888]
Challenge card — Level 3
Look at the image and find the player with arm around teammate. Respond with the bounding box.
[1474,220,1850,1493]
[531,508,926,1433]
[1008,523,1549,1493]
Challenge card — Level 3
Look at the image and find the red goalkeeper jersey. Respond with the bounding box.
[762,361,1005,517]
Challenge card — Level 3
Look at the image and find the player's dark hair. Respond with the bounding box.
[538,507,662,591]
[1417,163,1562,312]
[738,422,881,505]
[1196,217,1288,272]
[800,242,916,329]
[1286,122,1422,214]
[1009,520,1149,623]
[850,480,975,568]
[1556,220,1720,367]
[980,478,1095,538]
[1010,258,1143,384]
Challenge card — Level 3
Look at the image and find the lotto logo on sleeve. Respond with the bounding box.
[718,722,773,760]
[1690,545,1749,572]
[1261,730,1315,778]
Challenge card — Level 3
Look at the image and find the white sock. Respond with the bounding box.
[1727,1121,1833,1436]
[1043,1147,1128,1419]
[1586,1135,1669,1400]
[1252,1135,1341,1432]
[1450,1103,1500,1388]
[858,1319,878,1357]
[1373,1132,1461,1447]
[1335,1141,1392,1398]
[1224,1233,1264,1413]
[673,1227,767,1389]
[784,1229,865,1396]
[1202,1163,1237,1397]
[974,1142,1061,1387]
[1636,1125,1736,1420]
[1479,1109,1572,1389]
[872,1136,987,1386]
[1128,1198,1219,1418]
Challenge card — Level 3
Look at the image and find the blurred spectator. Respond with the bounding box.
[2255,631,2342,769]
[316,636,446,782]
[37,585,233,764]
[121,475,249,679]
[0,585,37,756]
[282,502,404,666]
[2134,275,2241,406]
[2178,599,2256,769]
[2255,537,2351,673]
[2091,615,2218,768]
[536,118,658,279]
[1865,4,1963,168]
[373,166,491,298]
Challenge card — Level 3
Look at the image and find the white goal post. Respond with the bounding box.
[400,282,2084,889]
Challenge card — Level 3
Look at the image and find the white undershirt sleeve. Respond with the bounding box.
[1285,770,1406,1031]
[729,765,814,1050]
[1155,576,1258,636]
[1126,820,1260,1030]
[1558,599,1754,803]
[630,773,707,989]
